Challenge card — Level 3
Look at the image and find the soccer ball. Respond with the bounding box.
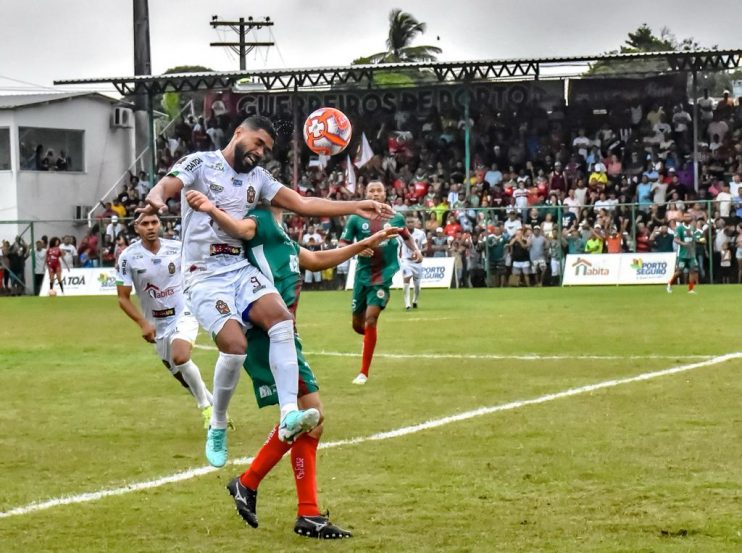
[48,289,57,297]
[303,107,352,156]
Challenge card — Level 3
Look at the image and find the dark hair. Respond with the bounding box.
[240,115,277,141]
[49,236,61,248]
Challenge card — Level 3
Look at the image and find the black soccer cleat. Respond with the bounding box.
[226,477,258,528]
[294,515,353,539]
[412,302,418,309]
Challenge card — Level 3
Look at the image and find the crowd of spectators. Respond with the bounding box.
[13,84,741,292]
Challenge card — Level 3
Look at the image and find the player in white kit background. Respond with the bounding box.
[116,214,213,426]
[400,216,427,310]
[141,115,393,467]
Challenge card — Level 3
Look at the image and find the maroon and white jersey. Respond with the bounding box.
[116,239,186,336]
[168,151,282,286]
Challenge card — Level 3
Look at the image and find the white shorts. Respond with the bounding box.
[401,260,422,279]
[550,258,561,276]
[186,265,278,337]
[154,313,199,372]
[304,270,322,283]
[512,261,531,274]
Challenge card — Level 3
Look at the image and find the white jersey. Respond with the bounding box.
[59,244,76,268]
[168,150,283,286]
[115,239,187,336]
[400,228,427,260]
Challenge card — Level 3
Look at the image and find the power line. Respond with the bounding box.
[209,16,275,71]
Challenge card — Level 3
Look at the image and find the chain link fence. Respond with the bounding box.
[2,199,739,295]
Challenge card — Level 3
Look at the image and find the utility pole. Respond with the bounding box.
[209,16,274,71]
[133,0,155,181]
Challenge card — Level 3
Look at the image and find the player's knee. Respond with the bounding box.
[220,339,246,355]
[365,315,378,328]
[352,318,365,335]
[171,353,189,366]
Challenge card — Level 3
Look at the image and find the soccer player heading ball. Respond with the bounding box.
[142,116,393,467]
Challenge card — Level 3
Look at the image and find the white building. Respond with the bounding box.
[0,92,135,248]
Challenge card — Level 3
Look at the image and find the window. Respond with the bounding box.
[18,127,84,172]
[0,128,9,170]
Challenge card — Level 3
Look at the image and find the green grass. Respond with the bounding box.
[1,287,741,552]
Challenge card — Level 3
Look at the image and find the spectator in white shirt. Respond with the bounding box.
[105,216,125,244]
[715,183,733,219]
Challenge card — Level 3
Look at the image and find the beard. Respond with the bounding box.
[234,144,258,174]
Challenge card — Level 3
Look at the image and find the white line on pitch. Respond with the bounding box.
[2,352,739,520]
[192,343,711,361]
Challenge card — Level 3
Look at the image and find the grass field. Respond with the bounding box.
[1,286,741,552]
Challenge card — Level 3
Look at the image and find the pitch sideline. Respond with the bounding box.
[1,352,739,520]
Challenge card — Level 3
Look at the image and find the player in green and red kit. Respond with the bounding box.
[340,181,423,385]
[185,192,397,538]
[667,211,704,294]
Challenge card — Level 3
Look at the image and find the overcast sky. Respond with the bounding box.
[1,0,741,93]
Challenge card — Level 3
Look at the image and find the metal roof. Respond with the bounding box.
[0,92,128,110]
[54,49,742,95]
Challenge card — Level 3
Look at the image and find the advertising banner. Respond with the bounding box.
[205,80,565,119]
[562,253,676,286]
[344,257,455,290]
[616,253,676,285]
[562,255,621,286]
[569,75,688,107]
[39,268,119,296]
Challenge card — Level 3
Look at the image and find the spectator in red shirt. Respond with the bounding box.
[635,223,651,253]
[443,215,462,237]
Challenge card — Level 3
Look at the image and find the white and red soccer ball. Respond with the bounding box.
[303,107,352,156]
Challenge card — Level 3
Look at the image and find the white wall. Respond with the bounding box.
[12,96,134,241]
[0,96,135,292]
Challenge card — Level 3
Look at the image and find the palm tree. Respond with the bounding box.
[362,9,441,64]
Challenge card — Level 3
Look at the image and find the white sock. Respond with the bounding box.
[210,352,246,429]
[267,320,299,418]
[174,360,211,410]
[403,282,411,307]
[413,279,421,303]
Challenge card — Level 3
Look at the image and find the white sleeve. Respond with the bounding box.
[167,153,204,188]
[115,250,133,287]
[254,167,283,202]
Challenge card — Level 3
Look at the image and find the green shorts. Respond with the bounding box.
[244,328,319,408]
[352,279,391,314]
[676,257,699,271]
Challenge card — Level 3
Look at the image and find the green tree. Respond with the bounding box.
[155,65,214,122]
[352,9,441,87]
[586,24,703,75]
[363,9,441,64]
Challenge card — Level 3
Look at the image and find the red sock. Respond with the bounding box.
[291,434,320,517]
[240,425,291,490]
[360,326,377,377]
[688,277,695,291]
[668,275,676,286]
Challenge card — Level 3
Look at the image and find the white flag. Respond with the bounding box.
[308,154,330,169]
[346,155,356,193]
[354,132,374,168]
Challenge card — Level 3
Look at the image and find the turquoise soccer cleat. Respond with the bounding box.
[278,408,320,443]
[205,426,228,467]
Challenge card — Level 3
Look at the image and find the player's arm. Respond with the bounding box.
[116,285,156,343]
[139,175,183,218]
[271,186,393,221]
[299,227,401,271]
[184,190,257,240]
